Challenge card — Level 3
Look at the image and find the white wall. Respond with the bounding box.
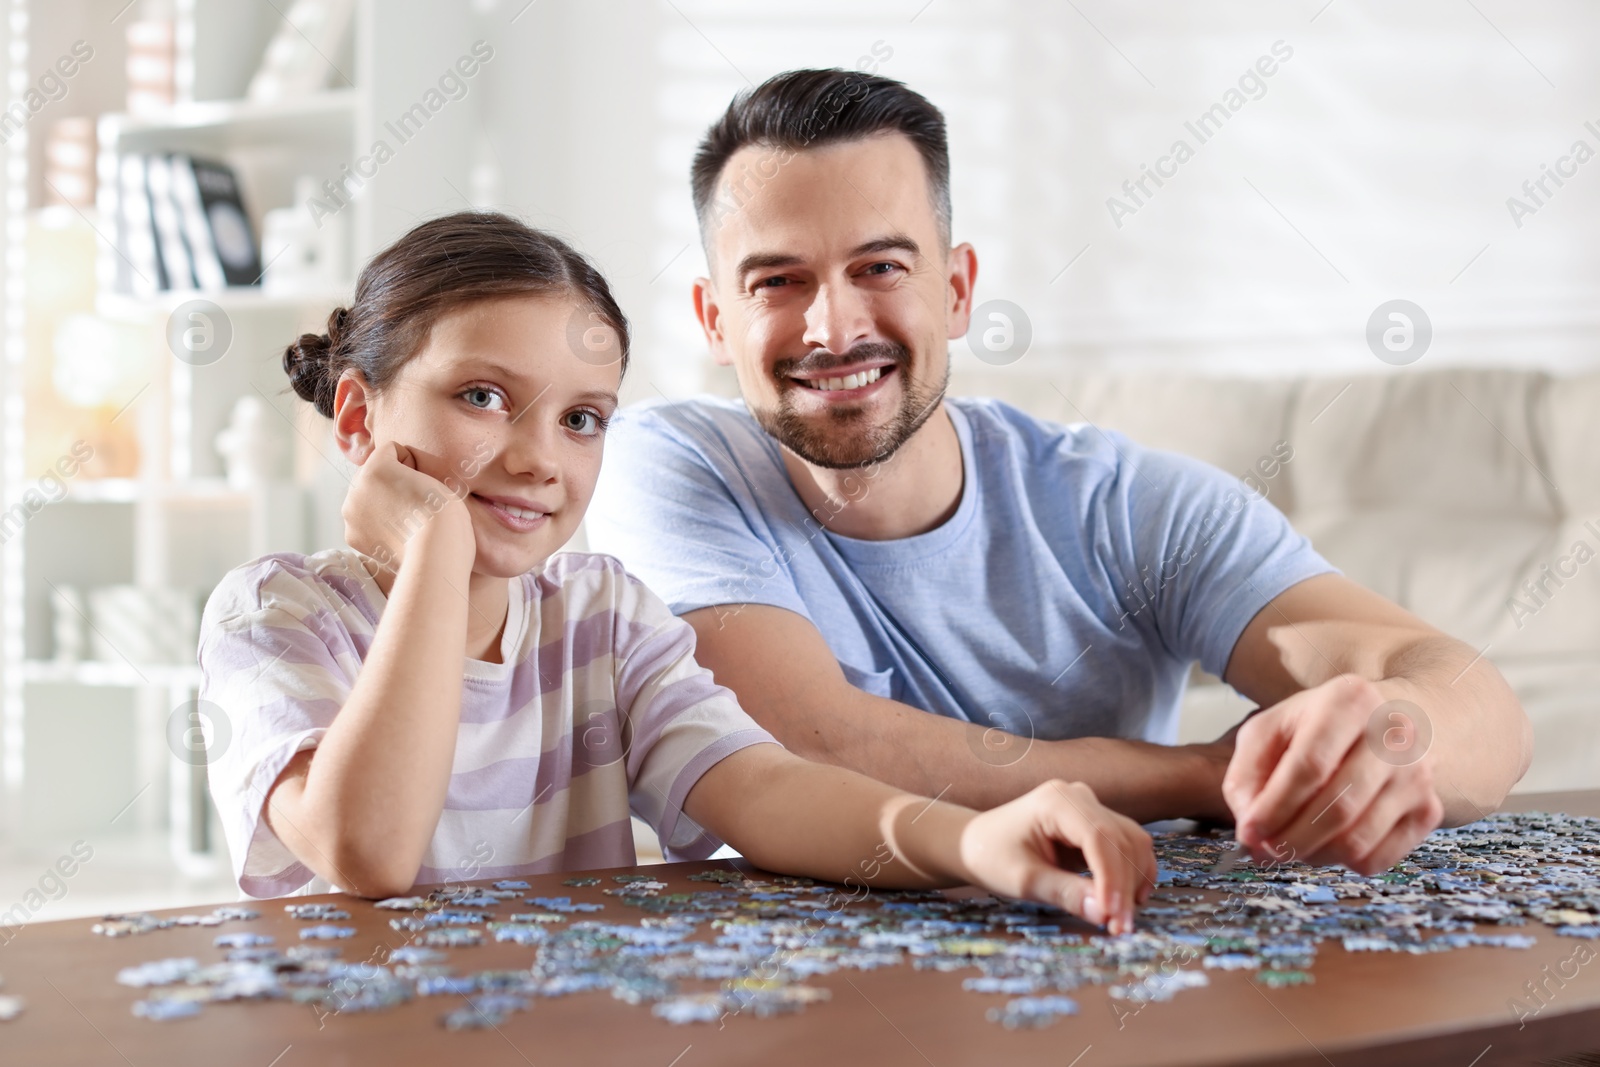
[470,0,1600,387]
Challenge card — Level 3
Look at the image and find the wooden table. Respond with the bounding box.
[3,790,1598,1067]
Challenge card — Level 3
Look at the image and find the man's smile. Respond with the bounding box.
[784,359,899,402]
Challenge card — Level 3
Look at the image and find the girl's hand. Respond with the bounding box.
[342,442,474,577]
[958,780,1158,935]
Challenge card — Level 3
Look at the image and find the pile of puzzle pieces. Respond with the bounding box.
[55,811,1600,1030]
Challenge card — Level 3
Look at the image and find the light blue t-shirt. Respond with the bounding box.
[585,396,1335,745]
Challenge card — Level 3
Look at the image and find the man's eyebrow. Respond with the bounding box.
[734,251,803,278]
[849,234,922,259]
[733,235,923,280]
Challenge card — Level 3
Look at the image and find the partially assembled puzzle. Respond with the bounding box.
[28,810,1599,1031]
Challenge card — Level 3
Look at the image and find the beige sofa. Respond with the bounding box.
[947,365,1600,794]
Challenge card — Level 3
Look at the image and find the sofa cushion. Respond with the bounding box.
[1293,508,1554,648]
[1541,373,1600,516]
[1289,370,1560,520]
[1488,515,1600,660]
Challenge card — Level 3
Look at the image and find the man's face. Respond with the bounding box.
[696,133,975,469]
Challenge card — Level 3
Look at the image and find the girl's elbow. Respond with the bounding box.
[325,842,419,900]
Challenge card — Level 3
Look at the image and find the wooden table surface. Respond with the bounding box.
[3,790,1598,1067]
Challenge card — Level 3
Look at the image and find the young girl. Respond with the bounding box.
[198,211,1156,934]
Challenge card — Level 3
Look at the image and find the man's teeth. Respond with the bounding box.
[801,367,884,391]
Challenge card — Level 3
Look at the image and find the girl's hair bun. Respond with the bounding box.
[283,307,347,418]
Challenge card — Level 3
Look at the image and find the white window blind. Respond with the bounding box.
[645,0,1600,380]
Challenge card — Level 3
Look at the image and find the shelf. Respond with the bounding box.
[59,479,141,503]
[22,660,202,689]
[61,479,269,503]
[99,90,358,153]
[95,286,350,323]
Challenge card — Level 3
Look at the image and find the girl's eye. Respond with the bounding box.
[462,387,506,411]
[561,409,606,436]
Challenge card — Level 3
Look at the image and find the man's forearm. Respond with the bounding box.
[1374,635,1532,825]
[684,603,1232,823]
[1238,617,1531,825]
[787,693,1228,823]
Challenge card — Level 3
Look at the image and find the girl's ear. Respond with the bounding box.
[332,370,376,464]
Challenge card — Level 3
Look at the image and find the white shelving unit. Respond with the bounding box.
[1,0,480,875]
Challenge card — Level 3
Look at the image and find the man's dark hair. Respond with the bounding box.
[691,68,952,248]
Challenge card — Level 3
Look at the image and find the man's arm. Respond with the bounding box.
[1220,572,1533,873]
[685,602,1234,823]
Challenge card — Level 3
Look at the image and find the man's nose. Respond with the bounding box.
[801,278,873,356]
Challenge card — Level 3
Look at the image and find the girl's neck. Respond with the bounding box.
[462,570,512,664]
[367,558,511,665]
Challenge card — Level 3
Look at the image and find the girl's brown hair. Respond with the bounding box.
[284,211,629,418]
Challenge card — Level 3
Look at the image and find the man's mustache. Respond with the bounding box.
[774,342,910,379]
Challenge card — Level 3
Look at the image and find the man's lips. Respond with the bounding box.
[788,362,897,394]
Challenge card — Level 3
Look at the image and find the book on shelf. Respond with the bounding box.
[118,153,163,296]
[146,155,196,291]
[113,153,261,295]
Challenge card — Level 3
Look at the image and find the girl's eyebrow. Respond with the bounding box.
[455,360,616,407]
[458,359,529,384]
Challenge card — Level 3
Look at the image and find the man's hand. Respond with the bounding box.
[1221,674,1444,874]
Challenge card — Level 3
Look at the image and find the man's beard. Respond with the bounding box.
[753,342,949,470]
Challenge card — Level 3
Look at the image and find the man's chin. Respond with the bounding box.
[758,408,905,470]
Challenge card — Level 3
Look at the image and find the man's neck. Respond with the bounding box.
[780,402,963,541]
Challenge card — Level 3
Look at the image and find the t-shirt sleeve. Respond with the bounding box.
[607,563,782,860]
[198,559,362,898]
[586,403,813,623]
[1109,433,1339,678]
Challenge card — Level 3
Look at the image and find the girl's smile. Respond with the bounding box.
[469,491,553,533]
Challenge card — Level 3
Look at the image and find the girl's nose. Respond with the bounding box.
[500,427,561,481]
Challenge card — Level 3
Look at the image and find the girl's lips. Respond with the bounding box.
[470,493,549,533]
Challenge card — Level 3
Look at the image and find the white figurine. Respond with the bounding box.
[215,395,283,489]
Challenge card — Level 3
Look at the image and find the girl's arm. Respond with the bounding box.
[264,444,475,897]
[684,743,1158,934]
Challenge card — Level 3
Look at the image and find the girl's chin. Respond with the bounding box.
[469,533,563,579]
[470,550,550,579]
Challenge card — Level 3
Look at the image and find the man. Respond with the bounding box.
[586,69,1531,873]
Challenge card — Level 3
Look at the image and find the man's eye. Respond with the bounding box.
[561,410,605,435]
[863,262,900,276]
[756,276,790,289]
[462,388,506,411]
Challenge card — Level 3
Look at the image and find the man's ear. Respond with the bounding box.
[945,242,979,340]
[332,370,376,464]
[692,276,733,368]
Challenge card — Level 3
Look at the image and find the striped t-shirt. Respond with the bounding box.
[198,548,778,899]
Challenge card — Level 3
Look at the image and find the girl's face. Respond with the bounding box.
[357,293,622,578]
